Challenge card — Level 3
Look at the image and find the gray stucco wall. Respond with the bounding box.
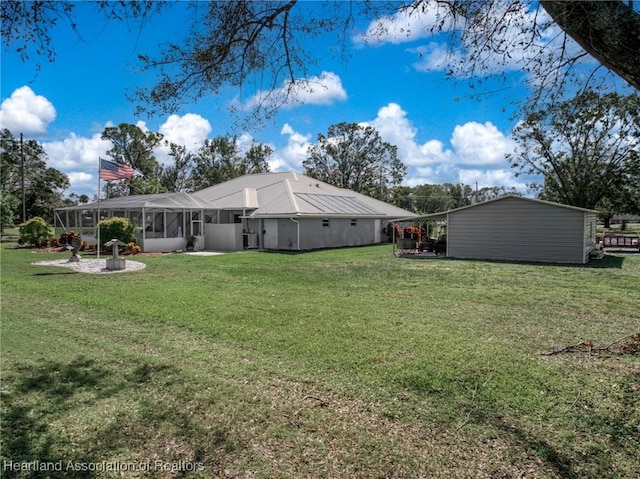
[261,217,378,250]
[299,218,377,250]
[447,197,589,264]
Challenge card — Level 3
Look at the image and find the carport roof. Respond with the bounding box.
[392,195,597,223]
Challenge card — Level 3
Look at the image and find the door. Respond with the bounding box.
[263,219,278,250]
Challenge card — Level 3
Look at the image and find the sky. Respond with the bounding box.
[1,1,586,198]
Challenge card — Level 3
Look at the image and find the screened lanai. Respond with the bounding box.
[55,192,214,252]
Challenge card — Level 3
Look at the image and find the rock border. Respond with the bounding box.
[32,258,146,274]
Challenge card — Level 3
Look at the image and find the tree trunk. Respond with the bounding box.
[540,1,640,90]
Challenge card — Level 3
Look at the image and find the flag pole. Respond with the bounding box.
[97,158,101,260]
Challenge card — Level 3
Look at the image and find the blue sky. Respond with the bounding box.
[1,1,573,198]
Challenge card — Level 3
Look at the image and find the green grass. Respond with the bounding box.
[1,245,639,478]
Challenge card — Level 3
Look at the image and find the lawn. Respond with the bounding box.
[1,244,638,478]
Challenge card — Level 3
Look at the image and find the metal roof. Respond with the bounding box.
[393,194,598,223]
[295,193,379,215]
[57,172,417,219]
[56,192,207,210]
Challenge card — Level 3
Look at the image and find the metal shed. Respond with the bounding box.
[394,195,598,264]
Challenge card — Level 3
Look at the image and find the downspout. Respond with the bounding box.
[290,217,300,251]
[392,221,396,257]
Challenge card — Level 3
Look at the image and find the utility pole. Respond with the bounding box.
[20,133,26,222]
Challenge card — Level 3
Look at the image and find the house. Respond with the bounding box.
[394,195,598,264]
[55,172,416,252]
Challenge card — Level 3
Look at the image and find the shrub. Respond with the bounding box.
[60,230,79,245]
[125,242,141,255]
[98,217,136,250]
[18,217,53,247]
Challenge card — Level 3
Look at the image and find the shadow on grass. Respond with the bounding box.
[1,356,236,478]
[395,253,627,269]
[398,368,639,479]
[33,271,78,276]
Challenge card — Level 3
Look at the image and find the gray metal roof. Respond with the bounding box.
[57,172,417,219]
[192,172,416,219]
[295,194,379,215]
[56,192,207,210]
[393,194,598,223]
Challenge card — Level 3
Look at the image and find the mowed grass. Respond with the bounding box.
[1,245,638,478]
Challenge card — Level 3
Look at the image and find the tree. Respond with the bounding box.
[303,123,406,200]
[191,136,271,190]
[540,1,640,91]
[400,1,640,106]
[101,123,164,197]
[132,0,639,120]
[161,143,195,193]
[132,1,358,119]
[508,91,640,210]
[7,1,638,122]
[0,129,69,226]
[404,184,454,214]
[1,1,161,67]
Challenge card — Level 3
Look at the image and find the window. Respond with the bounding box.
[351,219,357,226]
[322,219,330,227]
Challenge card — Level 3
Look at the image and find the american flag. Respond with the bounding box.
[99,158,135,181]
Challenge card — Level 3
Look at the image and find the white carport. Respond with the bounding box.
[392,195,598,264]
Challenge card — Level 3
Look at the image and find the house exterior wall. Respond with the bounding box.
[447,197,588,263]
[297,218,377,250]
[277,219,299,250]
[141,237,200,253]
[204,224,242,251]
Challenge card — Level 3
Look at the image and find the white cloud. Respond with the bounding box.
[159,113,211,150]
[155,113,212,165]
[245,71,347,111]
[43,132,111,171]
[135,120,149,132]
[42,131,112,194]
[354,3,455,46]
[0,86,56,136]
[66,172,95,194]
[457,168,527,190]
[359,3,588,80]
[364,103,452,167]
[450,121,514,166]
[270,123,312,171]
[411,43,462,72]
[360,102,520,190]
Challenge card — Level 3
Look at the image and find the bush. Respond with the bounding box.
[98,217,137,250]
[125,242,141,255]
[18,217,53,247]
[60,230,80,246]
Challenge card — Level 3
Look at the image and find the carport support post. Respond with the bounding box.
[142,207,146,251]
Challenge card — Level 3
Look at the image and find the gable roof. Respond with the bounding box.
[394,195,597,222]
